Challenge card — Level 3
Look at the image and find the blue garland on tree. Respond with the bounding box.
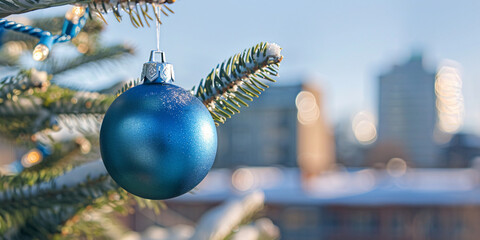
[0,6,88,61]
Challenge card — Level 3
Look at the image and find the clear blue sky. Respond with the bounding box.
[25,0,480,133]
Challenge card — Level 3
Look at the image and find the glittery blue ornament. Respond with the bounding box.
[100,51,217,200]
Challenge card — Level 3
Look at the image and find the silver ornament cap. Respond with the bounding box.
[141,50,175,84]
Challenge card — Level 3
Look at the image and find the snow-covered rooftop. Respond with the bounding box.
[170,167,480,206]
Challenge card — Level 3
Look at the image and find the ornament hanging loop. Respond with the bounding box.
[150,50,166,62]
[141,50,175,84]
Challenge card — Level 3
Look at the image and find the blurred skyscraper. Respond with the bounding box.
[376,54,438,167]
[214,83,335,177]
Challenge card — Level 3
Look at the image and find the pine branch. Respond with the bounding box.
[48,44,134,76]
[0,69,48,104]
[0,160,108,200]
[42,89,114,133]
[114,78,143,97]
[88,0,175,27]
[0,0,175,22]
[0,98,48,140]
[0,30,37,48]
[57,114,103,134]
[21,137,100,177]
[47,91,114,115]
[0,52,20,66]
[0,97,43,117]
[54,213,118,240]
[0,165,69,192]
[8,206,82,240]
[0,139,95,192]
[96,77,138,95]
[0,85,114,139]
[0,160,165,239]
[193,42,283,125]
[0,161,111,236]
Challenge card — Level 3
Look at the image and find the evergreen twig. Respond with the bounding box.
[193,42,283,125]
[48,45,134,76]
[0,0,176,25]
[0,70,48,104]
[0,160,164,239]
[88,0,175,27]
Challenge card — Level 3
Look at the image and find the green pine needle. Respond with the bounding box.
[48,45,134,76]
[0,69,47,104]
[88,0,176,27]
[193,42,283,125]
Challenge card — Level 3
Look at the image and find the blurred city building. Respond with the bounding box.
[376,53,438,167]
[336,55,469,169]
[141,166,480,240]
[441,133,480,168]
[214,83,335,178]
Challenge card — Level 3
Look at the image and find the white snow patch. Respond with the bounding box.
[265,43,281,58]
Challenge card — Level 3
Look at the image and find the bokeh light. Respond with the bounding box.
[352,111,377,144]
[232,168,255,191]
[75,137,92,154]
[386,157,407,177]
[435,63,464,134]
[32,44,49,61]
[65,6,86,23]
[21,149,43,168]
[295,91,320,125]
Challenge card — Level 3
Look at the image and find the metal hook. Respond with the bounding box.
[149,50,166,63]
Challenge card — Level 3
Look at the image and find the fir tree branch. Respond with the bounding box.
[54,210,121,240]
[114,78,143,97]
[0,160,164,238]
[47,91,114,116]
[0,86,114,139]
[57,114,103,134]
[96,77,139,95]
[0,161,110,236]
[0,30,38,49]
[193,42,283,125]
[0,165,69,192]
[0,52,20,66]
[0,160,108,201]
[0,0,175,22]
[0,69,48,104]
[7,206,82,240]
[0,98,48,140]
[88,0,175,27]
[0,97,42,117]
[48,44,134,76]
[42,90,114,133]
[0,139,95,192]
[21,137,100,178]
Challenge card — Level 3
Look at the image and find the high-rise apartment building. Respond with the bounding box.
[377,54,438,167]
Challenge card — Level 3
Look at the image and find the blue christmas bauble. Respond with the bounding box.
[100,83,217,199]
